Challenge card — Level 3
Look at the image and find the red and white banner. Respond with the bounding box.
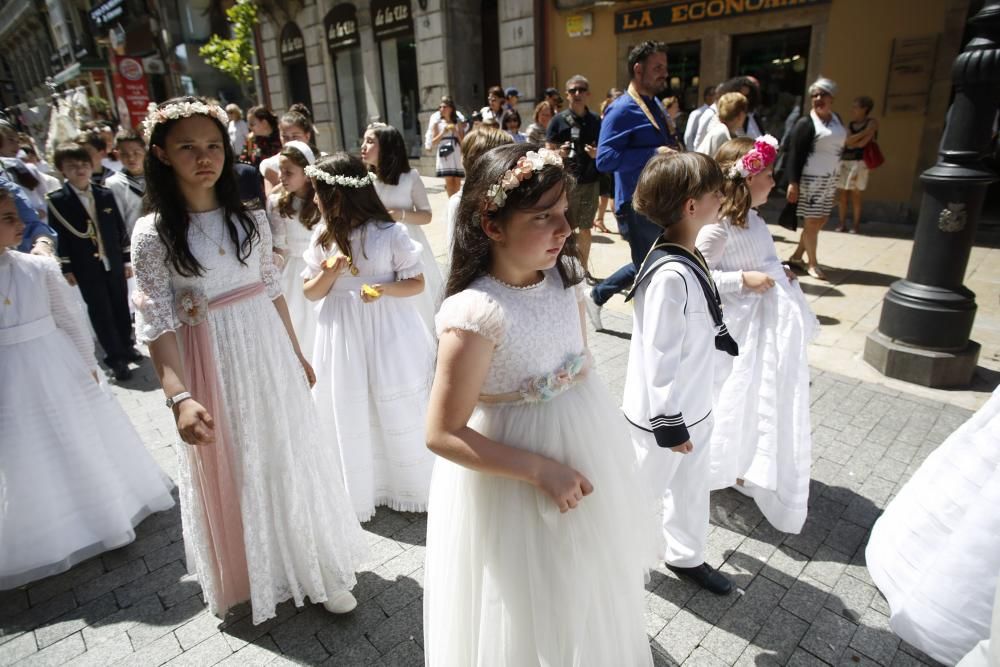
[111,54,151,130]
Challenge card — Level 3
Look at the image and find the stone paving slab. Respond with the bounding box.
[1,303,967,667]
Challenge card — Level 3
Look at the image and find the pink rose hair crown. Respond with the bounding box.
[729,134,779,179]
[485,148,563,212]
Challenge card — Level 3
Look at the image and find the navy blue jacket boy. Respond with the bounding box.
[47,182,135,372]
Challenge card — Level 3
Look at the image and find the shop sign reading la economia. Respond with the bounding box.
[615,0,830,33]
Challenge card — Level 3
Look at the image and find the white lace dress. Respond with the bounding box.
[866,387,1000,665]
[302,221,436,521]
[0,251,175,589]
[131,209,368,624]
[696,210,818,534]
[424,269,655,666]
[266,193,319,360]
[373,170,443,331]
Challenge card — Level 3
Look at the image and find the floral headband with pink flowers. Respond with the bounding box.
[729,135,779,179]
[485,148,563,212]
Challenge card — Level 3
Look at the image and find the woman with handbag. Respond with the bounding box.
[836,96,881,234]
[785,77,846,281]
[425,96,466,197]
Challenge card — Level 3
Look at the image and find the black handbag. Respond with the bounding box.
[438,138,455,158]
[778,201,799,231]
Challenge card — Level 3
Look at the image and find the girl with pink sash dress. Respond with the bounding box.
[131,208,368,624]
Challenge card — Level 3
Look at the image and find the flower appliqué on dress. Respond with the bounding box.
[175,288,209,326]
[519,353,587,403]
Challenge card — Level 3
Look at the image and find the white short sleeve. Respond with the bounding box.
[390,223,425,279]
[435,289,507,344]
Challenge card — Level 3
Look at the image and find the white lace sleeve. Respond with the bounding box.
[390,223,425,280]
[132,218,180,343]
[435,289,507,344]
[253,210,282,299]
[265,194,288,250]
[300,223,327,281]
[42,256,95,365]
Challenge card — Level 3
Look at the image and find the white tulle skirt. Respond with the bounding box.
[423,375,655,666]
[402,223,443,334]
[866,388,1000,666]
[708,268,817,533]
[0,325,175,589]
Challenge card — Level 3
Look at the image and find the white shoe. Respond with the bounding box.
[323,590,358,614]
[584,287,604,331]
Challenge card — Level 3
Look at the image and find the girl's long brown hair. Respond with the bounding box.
[714,137,756,229]
[310,153,393,264]
[275,145,320,231]
[448,143,582,297]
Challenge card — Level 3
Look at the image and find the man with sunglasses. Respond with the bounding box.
[546,75,602,275]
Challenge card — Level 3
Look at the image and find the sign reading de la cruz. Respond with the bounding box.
[371,0,414,41]
[280,23,306,63]
[615,0,830,33]
[325,4,359,51]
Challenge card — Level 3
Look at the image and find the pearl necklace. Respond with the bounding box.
[488,272,545,291]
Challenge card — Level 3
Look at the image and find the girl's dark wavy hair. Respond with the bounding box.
[144,96,259,277]
[310,152,393,265]
[447,143,582,297]
[368,124,410,186]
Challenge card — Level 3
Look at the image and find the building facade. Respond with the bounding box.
[255,0,547,158]
[546,0,972,222]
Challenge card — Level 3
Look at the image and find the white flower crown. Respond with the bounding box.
[141,101,231,142]
[485,148,563,211]
[304,164,374,188]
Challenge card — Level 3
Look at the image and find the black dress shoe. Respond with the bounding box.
[112,362,133,382]
[125,348,144,363]
[666,563,733,595]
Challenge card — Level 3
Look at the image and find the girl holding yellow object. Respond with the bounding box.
[303,153,436,521]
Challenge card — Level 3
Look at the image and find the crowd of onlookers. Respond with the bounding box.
[1,70,882,296]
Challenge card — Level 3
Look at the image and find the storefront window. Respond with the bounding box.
[664,41,700,111]
[731,27,810,140]
[372,0,420,157]
[325,4,367,150]
[280,22,312,110]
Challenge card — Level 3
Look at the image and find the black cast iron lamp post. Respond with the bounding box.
[864,0,1000,387]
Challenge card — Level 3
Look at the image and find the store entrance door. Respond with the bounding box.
[731,27,811,140]
[379,36,420,157]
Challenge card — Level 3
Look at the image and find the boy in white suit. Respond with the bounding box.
[623,151,738,595]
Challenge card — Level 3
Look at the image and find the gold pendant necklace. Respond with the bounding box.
[191,216,227,256]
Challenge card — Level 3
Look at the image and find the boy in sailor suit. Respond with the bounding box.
[48,143,139,381]
[623,151,738,595]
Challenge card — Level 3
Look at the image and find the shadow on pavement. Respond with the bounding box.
[645,483,915,666]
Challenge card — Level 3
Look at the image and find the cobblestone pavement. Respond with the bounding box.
[1,303,973,666]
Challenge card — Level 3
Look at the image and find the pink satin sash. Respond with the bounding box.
[181,282,265,613]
